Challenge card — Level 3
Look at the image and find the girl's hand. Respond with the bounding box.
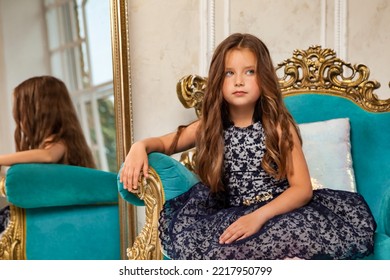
[219,210,266,244]
[120,142,149,193]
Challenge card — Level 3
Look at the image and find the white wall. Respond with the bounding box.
[348,0,390,99]
[0,0,9,160]
[0,0,48,207]
[0,0,49,157]
[128,0,201,143]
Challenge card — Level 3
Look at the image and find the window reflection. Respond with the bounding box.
[44,0,116,172]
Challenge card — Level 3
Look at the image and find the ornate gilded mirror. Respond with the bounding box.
[109,0,136,259]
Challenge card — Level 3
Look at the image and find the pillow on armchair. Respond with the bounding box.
[298,118,357,192]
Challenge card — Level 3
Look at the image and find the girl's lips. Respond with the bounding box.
[233,91,247,96]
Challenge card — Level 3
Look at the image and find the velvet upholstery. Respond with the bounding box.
[118,152,199,206]
[6,163,119,207]
[284,94,390,224]
[2,163,120,260]
[381,188,390,236]
[25,204,119,260]
[284,94,390,260]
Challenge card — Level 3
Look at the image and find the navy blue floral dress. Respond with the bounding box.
[158,121,376,259]
[0,205,10,234]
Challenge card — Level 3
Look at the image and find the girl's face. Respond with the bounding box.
[222,48,260,118]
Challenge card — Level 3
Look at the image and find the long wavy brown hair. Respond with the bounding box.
[196,33,300,192]
[12,75,96,168]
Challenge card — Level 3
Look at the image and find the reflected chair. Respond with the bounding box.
[0,163,120,260]
[118,46,390,260]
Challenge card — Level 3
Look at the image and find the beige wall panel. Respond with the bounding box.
[0,0,48,155]
[129,0,200,143]
[228,0,323,65]
[348,0,390,99]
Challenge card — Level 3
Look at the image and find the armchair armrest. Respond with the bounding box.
[5,163,118,208]
[118,152,199,204]
[117,152,199,259]
[1,163,120,260]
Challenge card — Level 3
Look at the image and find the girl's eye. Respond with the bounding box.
[225,71,234,77]
[246,69,255,75]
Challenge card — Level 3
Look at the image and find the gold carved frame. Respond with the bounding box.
[0,177,26,259]
[276,46,390,112]
[110,0,138,259]
[111,0,166,260]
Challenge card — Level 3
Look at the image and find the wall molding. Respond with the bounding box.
[199,0,215,76]
[223,0,231,38]
[320,0,327,47]
[334,0,348,60]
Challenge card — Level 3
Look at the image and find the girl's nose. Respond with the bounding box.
[235,76,244,87]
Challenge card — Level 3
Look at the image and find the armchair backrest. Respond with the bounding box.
[275,46,390,222]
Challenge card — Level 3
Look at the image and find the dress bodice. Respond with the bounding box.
[223,121,288,206]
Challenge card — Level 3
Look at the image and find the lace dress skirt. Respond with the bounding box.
[158,183,376,260]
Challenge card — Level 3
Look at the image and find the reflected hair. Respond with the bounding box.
[13,75,96,168]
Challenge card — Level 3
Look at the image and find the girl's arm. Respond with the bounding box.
[0,142,66,166]
[120,121,199,192]
[219,123,313,244]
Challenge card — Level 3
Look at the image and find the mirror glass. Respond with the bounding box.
[43,0,117,172]
[0,0,134,256]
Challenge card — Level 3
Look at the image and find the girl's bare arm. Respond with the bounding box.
[120,121,199,191]
[0,142,66,166]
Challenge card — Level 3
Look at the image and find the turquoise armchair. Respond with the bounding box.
[118,46,390,260]
[283,94,390,260]
[0,163,120,260]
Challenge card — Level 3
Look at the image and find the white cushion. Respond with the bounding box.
[298,118,357,192]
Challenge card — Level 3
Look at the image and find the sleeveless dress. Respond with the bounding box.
[158,121,376,260]
[0,205,10,235]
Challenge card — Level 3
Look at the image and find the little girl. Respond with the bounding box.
[120,33,376,259]
[0,75,95,232]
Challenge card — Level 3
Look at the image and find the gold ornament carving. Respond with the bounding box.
[127,168,164,260]
[177,74,207,118]
[276,45,390,112]
[179,148,197,173]
[0,176,6,197]
[0,205,26,260]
